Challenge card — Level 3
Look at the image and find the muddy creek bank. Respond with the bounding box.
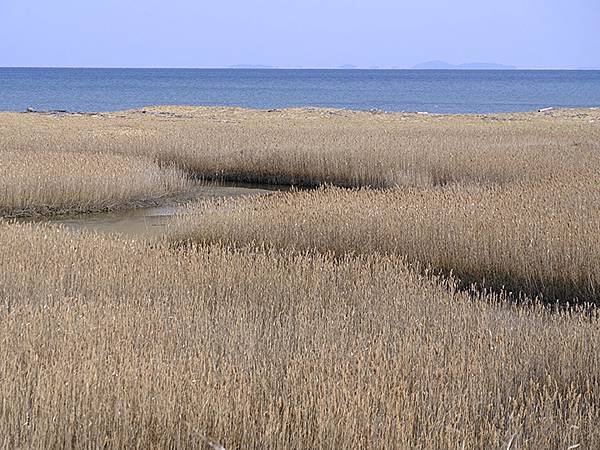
[20,182,290,237]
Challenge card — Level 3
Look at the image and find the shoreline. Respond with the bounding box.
[6,104,600,117]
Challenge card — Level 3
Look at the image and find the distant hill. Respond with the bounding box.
[229,64,277,69]
[413,60,516,70]
[338,64,358,69]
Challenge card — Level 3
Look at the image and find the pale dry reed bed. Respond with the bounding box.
[2,108,599,189]
[2,108,600,448]
[173,179,600,304]
[1,222,599,449]
[0,150,191,217]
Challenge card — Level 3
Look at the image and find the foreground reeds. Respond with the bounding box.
[172,177,600,304]
[1,222,599,449]
[2,107,600,448]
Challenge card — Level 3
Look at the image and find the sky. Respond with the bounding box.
[0,0,598,69]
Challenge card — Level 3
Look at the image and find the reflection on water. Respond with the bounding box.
[29,183,287,237]
[46,204,181,236]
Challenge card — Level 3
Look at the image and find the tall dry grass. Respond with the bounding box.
[0,150,191,216]
[2,108,599,189]
[2,108,600,448]
[1,222,599,449]
[173,179,600,304]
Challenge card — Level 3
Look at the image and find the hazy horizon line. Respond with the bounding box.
[2,65,600,71]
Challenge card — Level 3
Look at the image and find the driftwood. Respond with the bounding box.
[24,107,102,116]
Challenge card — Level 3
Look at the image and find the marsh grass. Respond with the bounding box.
[2,108,599,190]
[173,180,600,304]
[2,108,600,448]
[0,150,191,216]
[0,222,599,448]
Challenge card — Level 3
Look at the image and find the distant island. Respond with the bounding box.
[229,62,518,70]
[413,60,517,70]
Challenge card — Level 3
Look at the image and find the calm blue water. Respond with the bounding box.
[1,68,599,114]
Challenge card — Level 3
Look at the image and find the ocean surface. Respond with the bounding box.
[1,68,599,114]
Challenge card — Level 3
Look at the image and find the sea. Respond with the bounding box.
[1,68,599,114]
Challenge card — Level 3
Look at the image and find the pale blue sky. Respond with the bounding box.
[1,0,598,69]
